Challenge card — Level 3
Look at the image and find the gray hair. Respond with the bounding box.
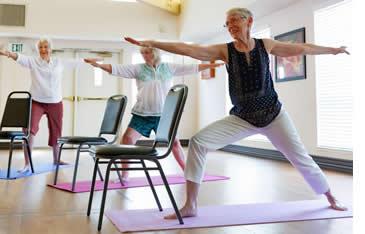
[35,37,53,52]
[140,46,161,64]
[226,7,253,19]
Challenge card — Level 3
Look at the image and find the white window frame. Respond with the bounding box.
[314,0,352,151]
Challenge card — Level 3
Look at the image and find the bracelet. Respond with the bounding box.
[6,52,10,58]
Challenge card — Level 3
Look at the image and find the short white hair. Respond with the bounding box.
[36,37,53,52]
[140,46,161,64]
[226,7,253,19]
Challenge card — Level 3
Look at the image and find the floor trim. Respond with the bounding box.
[137,139,353,174]
[1,139,352,174]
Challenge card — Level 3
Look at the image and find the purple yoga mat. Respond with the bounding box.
[105,200,352,232]
[48,174,229,193]
[0,163,71,180]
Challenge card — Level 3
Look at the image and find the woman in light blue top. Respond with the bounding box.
[85,47,223,181]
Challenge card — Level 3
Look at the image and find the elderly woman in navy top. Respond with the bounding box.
[124,7,349,218]
[85,47,223,182]
[0,38,86,172]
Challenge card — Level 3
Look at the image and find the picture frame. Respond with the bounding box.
[274,27,306,82]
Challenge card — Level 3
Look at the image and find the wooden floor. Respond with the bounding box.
[0,148,352,234]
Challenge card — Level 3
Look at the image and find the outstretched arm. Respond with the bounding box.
[0,50,18,61]
[198,62,225,72]
[125,37,228,62]
[84,58,138,79]
[168,62,225,77]
[263,39,350,57]
[84,58,112,73]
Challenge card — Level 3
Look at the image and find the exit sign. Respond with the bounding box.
[9,43,23,53]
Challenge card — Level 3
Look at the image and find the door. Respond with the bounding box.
[74,51,122,137]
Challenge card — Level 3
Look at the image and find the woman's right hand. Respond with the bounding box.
[124,37,154,48]
[84,58,103,67]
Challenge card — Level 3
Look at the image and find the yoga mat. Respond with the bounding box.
[105,200,352,233]
[0,163,71,179]
[48,174,229,193]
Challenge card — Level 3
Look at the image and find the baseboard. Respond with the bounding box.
[221,144,353,174]
[137,139,352,174]
[0,142,23,149]
[136,139,189,147]
[1,139,352,174]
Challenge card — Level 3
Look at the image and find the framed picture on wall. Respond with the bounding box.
[201,61,216,79]
[274,27,306,82]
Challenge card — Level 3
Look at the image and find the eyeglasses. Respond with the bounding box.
[223,16,246,28]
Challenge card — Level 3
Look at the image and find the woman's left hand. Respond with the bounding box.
[333,46,350,55]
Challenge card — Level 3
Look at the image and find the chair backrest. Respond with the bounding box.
[0,91,32,134]
[99,95,127,143]
[154,84,188,156]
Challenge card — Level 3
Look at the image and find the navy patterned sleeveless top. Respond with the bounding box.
[226,38,282,127]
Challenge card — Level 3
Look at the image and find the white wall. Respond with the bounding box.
[197,0,352,160]
[0,37,200,145]
[0,0,353,159]
[178,0,301,42]
[0,0,178,40]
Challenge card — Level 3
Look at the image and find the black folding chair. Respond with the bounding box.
[53,95,127,191]
[0,91,34,179]
[87,84,188,230]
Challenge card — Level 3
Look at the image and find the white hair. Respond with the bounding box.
[140,46,161,64]
[35,37,53,52]
[226,7,253,19]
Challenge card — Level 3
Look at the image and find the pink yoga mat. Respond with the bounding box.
[48,174,229,193]
[105,200,352,232]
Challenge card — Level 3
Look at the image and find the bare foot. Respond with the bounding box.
[17,165,31,173]
[53,160,69,166]
[164,205,197,219]
[325,192,348,211]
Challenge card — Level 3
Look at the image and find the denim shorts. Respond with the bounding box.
[128,114,161,137]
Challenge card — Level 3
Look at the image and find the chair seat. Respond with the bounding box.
[0,131,26,139]
[90,144,158,159]
[58,136,107,144]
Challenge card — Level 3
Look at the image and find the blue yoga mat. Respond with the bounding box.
[0,163,72,180]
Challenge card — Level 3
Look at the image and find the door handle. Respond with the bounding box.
[63,96,76,102]
[77,97,108,101]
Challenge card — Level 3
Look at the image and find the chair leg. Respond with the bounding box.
[71,144,83,191]
[155,160,184,224]
[141,160,162,211]
[91,156,104,181]
[114,163,124,186]
[98,160,113,231]
[24,138,34,173]
[53,143,64,185]
[87,157,100,216]
[7,139,15,179]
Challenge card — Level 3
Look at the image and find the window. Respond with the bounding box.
[225,28,272,142]
[314,0,352,150]
[94,61,103,87]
